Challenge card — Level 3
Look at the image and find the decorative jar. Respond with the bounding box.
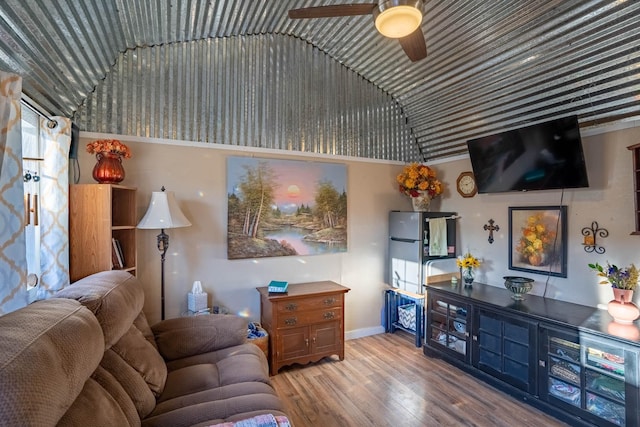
[608,289,640,324]
[462,267,475,286]
[411,192,431,212]
[92,152,125,184]
[504,276,534,300]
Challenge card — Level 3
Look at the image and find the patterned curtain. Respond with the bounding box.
[0,71,27,314]
[36,117,70,298]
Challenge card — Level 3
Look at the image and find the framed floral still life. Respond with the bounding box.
[509,206,568,278]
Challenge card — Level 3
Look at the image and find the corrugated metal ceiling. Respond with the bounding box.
[0,0,638,161]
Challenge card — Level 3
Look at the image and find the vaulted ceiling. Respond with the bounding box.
[1,0,638,161]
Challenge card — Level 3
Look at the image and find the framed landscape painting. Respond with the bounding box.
[227,156,347,260]
[508,206,567,278]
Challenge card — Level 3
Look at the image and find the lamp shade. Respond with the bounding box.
[374,1,423,39]
[137,190,191,230]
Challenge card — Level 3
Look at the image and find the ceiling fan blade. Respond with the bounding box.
[288,4,377,19]
[398,28,427,62]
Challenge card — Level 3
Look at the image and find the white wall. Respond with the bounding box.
[78,123,639,336]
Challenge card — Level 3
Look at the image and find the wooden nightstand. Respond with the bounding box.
[257,281,350,375]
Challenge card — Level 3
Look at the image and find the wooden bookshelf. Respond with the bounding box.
[69,184,137,282]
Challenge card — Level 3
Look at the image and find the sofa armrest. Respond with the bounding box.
[152,314,248,361]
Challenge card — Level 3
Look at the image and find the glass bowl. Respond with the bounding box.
[503,276,534,300]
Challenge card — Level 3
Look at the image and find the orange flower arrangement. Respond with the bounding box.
[516,213,556,265]
[86,139,132,158]
[396,163,443,198]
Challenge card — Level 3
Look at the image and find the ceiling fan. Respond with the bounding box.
[288,0,427,62]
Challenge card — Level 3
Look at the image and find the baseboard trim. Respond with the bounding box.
[345,326,385,340]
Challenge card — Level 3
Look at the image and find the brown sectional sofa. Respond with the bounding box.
[0,270,289,426]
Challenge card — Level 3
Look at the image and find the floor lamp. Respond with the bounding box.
[137,186,191,320]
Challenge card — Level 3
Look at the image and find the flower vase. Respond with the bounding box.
[92,152,125,184]
[528,252,546,266]
[607,289,639,324]
[411,192,431,212]
[462,268,474,287]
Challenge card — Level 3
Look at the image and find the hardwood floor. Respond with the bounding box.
[270,332,569,427]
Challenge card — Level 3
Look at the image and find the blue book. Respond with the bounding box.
[268,280,288,293]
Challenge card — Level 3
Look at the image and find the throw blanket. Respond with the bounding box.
[210,414,291,427]
[428,217,448,256]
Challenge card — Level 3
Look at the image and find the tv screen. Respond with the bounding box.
[467,116,589,193]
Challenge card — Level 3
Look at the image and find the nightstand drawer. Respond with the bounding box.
[277,308,342,328]
[276,294,343,313]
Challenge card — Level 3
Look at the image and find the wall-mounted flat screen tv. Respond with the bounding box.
[466,116,589,193]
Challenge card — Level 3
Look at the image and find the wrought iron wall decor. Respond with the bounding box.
[483,219,499,244]
[582,221,608,254]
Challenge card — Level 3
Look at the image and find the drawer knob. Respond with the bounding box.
[323,311,335,319]
[285,303,297,311]
[323,298,336,305]
[284,318,297,325]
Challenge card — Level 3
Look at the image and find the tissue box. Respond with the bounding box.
[397,303,416,331]
[188,292,208,312]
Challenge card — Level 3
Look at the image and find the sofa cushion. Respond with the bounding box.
[111,323,167,396]
[90,365,141,426]
[57,377,135,426]
[0,298,104,425]
[100,348,158,419]
[56,270,144,348]
[57,271,169,407]
[153,314,248,361]
[152,382,283,416]
[135,311,159,350]
[165,343,270,384]
[159,364,220,403]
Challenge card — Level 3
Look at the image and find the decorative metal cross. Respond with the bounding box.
[483,219,499,244]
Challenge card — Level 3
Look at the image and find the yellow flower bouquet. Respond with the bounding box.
[457,252,481,269]
[457,252,481,285]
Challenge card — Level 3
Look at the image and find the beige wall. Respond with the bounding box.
[437,124,640,309]
[79,122,639,336]
[77,136,407,337]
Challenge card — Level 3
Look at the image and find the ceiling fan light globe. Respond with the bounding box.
[375,5,422,39]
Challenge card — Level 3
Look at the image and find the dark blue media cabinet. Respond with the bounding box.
[424,281,640,427]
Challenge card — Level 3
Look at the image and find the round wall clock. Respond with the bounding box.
[456,171,477,198]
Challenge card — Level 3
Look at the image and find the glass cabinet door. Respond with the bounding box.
[541,326,640,427]
[542,329,583,409]
[427,293,469,361]
[582,337,633,427]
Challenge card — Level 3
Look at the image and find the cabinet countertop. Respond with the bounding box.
[426,281,640,344]
[256,280,350,300]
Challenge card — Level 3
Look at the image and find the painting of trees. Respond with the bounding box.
[227,157,347,259]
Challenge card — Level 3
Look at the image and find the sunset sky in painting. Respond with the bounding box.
[227,157,347,213]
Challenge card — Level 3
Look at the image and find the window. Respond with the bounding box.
[21,105,42,297]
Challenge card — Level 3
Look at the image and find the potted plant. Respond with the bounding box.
[86,139,132,183]
[396,163,443,212]
[457,252,481,286]
[589,262,639,324]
